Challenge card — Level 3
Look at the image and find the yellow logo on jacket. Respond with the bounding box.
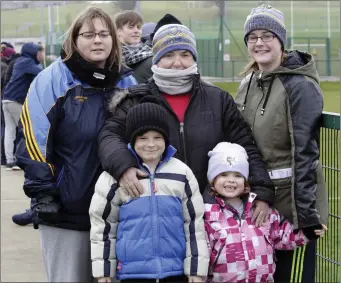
[74,96,88,102]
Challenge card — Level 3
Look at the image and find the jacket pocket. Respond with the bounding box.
[315,161,328,225]
[273,177,293,223]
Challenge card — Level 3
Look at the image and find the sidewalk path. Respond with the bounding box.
[1,168,45,282]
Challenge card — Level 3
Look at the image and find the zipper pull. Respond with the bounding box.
[151,176,157,193]
[180,122,184,134]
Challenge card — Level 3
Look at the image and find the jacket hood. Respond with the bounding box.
[21,42,40,64]
[259,50,319,83]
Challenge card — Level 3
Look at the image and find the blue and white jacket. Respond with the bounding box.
[16,58,137,230]
[89,145,209,280]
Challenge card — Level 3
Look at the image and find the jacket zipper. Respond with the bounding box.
[151,79,200,165]
[208,241,225,277]
[252,71,266,130]
[150,174,156,252]
[179,122,188,164]
[150,174,160,278]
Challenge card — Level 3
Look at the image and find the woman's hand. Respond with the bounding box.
[252,200,269,227]
[97,277,112,283]
[119,167,147,197]
[314,224,328,237]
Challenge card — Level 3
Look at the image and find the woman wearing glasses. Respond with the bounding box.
[15,6,137,282]
[235,4,328,283]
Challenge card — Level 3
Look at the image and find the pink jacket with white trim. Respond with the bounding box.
[204,193,309,283]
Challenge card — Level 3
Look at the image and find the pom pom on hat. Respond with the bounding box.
[150,14,182,41]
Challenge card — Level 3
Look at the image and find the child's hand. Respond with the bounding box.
[188,275,205,282]
[314,224,328,237]
[97,277,112,283]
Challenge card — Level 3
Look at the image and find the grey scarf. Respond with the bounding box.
[151,64,198,95]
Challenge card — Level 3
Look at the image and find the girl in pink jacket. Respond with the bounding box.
[204,142,327,283]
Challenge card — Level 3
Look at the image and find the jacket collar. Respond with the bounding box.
[60,49,132,89]
[215,192,257,215]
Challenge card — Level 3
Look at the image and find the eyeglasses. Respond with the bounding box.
[78,31,111,40]
[247,34,275,43]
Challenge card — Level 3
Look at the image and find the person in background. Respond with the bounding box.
[15,7,137,282]
[3,42,45,226]
[1,44,18,166]
[98,18,275,230]
[235,4,328,283]
[141,22,156,47]
[1,41,14,49]
[2,46,21,93]
[3,42,44,171]
[204,142,327,283]
[90,101,208,283]
[149,14,182,42]
[1,44,16,65]
[115,10,153,83]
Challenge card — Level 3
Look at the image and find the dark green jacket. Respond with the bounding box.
[235,50,328,230]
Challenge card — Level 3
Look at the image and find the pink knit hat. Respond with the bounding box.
[1,47,16,58]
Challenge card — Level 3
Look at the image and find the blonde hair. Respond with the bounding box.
[62,6,122,70]
[240,52,287,76]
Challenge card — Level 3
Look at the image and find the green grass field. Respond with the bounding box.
[1,1,340,61]
[213,81,340,282]
[214,81,340,113]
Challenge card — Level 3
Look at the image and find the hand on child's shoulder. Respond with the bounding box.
[97,277,112,283]
[188,275,206,282]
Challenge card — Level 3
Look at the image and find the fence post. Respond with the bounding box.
[308,38,311,53]
[232,60,235,82]
[326,38,331,76]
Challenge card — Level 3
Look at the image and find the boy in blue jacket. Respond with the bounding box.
[90,102,209,282]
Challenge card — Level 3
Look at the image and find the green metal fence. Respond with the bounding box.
[316,112,340,282]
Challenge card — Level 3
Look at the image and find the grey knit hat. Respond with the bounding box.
[207,142,249,183]
[244,4,286,48]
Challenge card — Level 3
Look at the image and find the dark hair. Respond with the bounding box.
[115,10,143,29]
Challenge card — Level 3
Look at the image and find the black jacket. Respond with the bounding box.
[1,53,20,92]
[129,57,153,84]
[98,76,275,204]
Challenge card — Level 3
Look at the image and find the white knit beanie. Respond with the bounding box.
[207,142,249,183]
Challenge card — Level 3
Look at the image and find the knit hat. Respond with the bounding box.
[1,42,14,49]
[1,47,16,58]
[150,14,182,41]
[152,24,198,64]
[142,22,157,43]
[244,4,286,47]
[126,102,170,147]
[207,142,249,183]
